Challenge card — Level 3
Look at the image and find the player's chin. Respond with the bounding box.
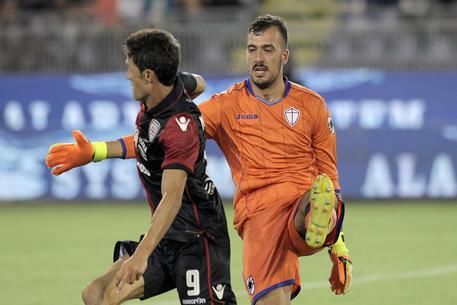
[133,92,146,103]
[251,77,272,90]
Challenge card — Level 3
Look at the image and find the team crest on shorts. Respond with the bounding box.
[284,107,300,126]
[148,119,161,142]
[246,275,255,295]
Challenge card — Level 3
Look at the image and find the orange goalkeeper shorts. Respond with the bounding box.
[241,196,344,304]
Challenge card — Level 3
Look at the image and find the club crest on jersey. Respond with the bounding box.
[148,119,161,142]
[284,107,300,126]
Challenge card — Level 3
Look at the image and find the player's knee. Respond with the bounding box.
[82,281,104,305]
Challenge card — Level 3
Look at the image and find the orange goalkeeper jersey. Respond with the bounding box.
[199,79,340,234]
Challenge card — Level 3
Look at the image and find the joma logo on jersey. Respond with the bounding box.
[236,114,258,120]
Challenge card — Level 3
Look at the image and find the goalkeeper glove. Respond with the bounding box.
[328,232,352,295]
[45,130,107,176]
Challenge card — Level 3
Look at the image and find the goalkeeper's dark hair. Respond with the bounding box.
[124,28,180,86]
[249,14,288,48]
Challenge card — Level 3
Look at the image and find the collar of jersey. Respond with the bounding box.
[146,78,184,115]
[246,77,291,106]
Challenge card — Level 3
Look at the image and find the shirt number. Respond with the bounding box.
[186,269,200,296]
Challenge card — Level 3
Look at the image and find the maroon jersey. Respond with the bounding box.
[134,79,229,244]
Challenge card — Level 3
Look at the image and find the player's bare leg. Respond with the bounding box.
[255,285,292,305]
[295,174,337,248]
[82,257,144,305]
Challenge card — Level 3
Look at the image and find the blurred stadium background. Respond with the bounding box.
[1,0,456,304]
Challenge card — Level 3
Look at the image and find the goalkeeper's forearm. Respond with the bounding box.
[95,135,136,161]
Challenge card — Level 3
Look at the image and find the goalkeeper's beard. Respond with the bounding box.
[250,67,281,90]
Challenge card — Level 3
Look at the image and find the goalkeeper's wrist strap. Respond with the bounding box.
[118,135,136,159]
[118,138,128,159]
[92,141,108,162]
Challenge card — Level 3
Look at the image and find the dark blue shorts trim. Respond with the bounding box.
[252,279,296,305]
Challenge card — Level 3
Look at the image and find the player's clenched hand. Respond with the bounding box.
[328,250,352,295]
[45,130,94,176]
[115,251,148,293]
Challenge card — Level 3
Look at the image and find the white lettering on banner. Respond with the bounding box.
[89,101,120,130]
[397,154,426,197]
[329,100,355,129]
[82,162,110,198]
[122,102,139,126]
[4,101,25,131]
[389,99,425,129]
[362,154,394,198]
[329,99,426,130]
[0,155,46,200]
[48,160,141,200]
[362,153,457,198]
[30,101,50,130]
[359,100,387,129]
[428,154,457,197]
[51,169,81,199]
[62,101,85,130]
[111,160,141,199]
[0,100,138,131]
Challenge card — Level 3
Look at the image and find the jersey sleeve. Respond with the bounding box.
[311,96,341,190]
[198,94,223,139]
[159,113,200,174]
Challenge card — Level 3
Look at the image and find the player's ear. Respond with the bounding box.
[143,69,157,84]
[281,48,289,66]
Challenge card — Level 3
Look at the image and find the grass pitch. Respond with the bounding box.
[1,201,456,305]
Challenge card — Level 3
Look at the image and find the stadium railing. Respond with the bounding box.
[0,9,456,74]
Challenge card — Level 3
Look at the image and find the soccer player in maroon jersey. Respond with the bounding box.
[47,28,236,305]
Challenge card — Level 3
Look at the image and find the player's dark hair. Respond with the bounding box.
[124,28,180,86]
[249,14,288,47]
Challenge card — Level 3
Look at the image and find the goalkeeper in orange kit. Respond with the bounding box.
[47,15,352,305]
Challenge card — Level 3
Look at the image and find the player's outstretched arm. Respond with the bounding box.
[328,232,352,295]
[45,130,136,176]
